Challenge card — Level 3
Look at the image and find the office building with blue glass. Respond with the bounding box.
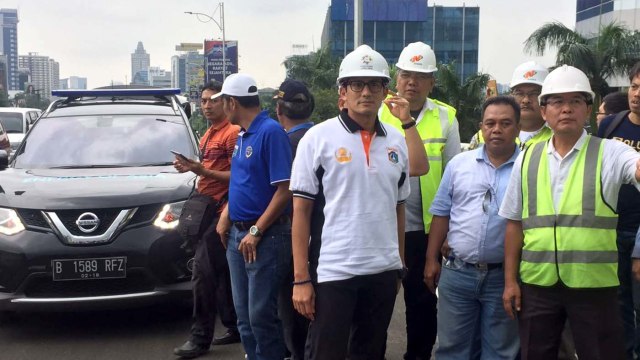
[321,0,479,80]
[0,9,18,91]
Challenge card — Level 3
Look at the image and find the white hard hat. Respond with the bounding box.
[510,61,549,88]
[539,65,595,103]
[337,45,390,82]
[395,42,437,73]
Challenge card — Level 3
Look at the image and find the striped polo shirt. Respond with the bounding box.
[290,110,410,283]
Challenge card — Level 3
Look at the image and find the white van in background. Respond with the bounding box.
[0,108,42,151]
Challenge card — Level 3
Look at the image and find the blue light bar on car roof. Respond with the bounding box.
[51,88,182,98]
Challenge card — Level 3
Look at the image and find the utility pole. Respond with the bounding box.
[354,0,363,48]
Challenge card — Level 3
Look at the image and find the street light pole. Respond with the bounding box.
[185,2,227,81]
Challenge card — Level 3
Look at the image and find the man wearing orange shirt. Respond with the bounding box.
[173,81,241,359]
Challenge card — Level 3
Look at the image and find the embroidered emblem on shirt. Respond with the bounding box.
[245,146,253,158]
[335,147,352,163]
[232,145,239,157]
[387,147,399,164]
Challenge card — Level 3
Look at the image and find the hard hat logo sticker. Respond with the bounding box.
[361,55,372,65]
[410,55,424,63]
[523,70,537,79]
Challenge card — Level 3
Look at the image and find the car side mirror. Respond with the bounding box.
[0,150,9,170]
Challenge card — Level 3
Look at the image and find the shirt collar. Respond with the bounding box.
[476,144,521,167]
[287,122,314,134]
[546,129,588,155]
[209,119,230,132]
[244,110,270,133]
[338,109,387,136]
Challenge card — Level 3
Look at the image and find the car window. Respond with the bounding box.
[0,113,24,133]
[29,112,40,123]
[13,115,196,168]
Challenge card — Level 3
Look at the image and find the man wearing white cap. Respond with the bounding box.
[501,65,640,359]
[290,45,411,359]
[215,73,293,360]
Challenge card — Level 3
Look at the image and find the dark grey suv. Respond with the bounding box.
[0,88,200,312]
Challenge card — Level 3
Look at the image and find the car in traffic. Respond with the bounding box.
[0,88,200,313]
[0,107,42,152]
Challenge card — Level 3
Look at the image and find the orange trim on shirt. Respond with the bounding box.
[360,130,375,166]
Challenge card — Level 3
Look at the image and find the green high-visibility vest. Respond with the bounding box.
[379,97,456,233]
[520,136,618,288]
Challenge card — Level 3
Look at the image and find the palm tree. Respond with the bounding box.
[524,21,640,98]
[283,46,342,90]
[431,62,491,142]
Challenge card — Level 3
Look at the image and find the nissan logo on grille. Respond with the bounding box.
[75,212,100,233]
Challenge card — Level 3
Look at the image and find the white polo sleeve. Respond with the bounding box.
[602,139,640,199]
[290,127,321,200]
[398,139,411,204]
[498,151,525,221]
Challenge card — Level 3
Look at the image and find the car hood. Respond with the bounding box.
[0,167,196,209]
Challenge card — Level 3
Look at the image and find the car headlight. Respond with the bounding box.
[153,201,185,230]
[0,208,26,235]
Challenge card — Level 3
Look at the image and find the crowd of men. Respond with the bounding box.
[171,41,640,360]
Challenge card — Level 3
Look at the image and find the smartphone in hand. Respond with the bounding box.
[170,150,189,162]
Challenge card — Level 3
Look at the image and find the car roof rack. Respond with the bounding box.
[47,88,183,113]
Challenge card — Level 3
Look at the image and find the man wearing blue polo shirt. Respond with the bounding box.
[215,73,293,360]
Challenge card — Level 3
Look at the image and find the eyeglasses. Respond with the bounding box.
[511,91,541,100]
[399,71,434,81]
[482,189,492,214]
[345,80,386,93]
[544,97,587,108]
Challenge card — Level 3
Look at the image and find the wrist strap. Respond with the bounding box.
[292,279,312,286]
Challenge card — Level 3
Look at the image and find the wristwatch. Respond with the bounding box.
[249,225,262,237]
[401,117,417,129]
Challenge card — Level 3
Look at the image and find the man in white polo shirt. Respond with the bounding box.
[289,44,412,359]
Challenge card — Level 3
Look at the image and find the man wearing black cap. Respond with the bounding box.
[275,79,315,360]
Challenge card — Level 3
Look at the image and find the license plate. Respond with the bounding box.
[51,257,127,281]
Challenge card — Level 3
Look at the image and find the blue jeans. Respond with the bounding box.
[436,257,519,360]
[617,230,640,360]
[226,222,291,360]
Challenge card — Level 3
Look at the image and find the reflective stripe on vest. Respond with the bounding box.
[520,136,618,288]
[379,97,456,232]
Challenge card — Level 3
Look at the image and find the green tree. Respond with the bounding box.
[431,62,491,142]
[0,88,8,107]
[525,21,640,99]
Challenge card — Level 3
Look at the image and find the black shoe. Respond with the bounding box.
[212,329,241,345]
[173,340,210,359]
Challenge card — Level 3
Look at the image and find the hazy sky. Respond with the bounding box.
[5,0,576,89]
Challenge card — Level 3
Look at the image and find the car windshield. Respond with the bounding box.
[13,115,196,169]
[0,113,25,133]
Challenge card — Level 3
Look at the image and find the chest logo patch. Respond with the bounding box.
[245,146,253,158]
[335,147,352,163]
[387,147,399,164]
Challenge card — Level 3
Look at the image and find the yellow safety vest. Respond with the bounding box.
[520,136,618,288]
[471,126,552,151]
[379,98,456,233]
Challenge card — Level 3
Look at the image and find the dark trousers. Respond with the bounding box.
[190,218,237,346]
[305,270,398,360]
[402,231,438,360]
[519,283,625,360]
[278,262,311,360]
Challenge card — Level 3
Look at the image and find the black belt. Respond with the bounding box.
[466,262,503,270]
[232,215,290,232]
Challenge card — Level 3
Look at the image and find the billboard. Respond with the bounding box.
[204,40,238,83]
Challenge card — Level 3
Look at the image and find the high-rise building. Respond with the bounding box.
[320,0,479,80]
[131,41,150,84]
[171,51,204,95]
[60,76,88,90]
[576,0,640,87]
[0,9,19,90]
[148,66,171,88]
[0,55,8,92]
[18,52,59,98]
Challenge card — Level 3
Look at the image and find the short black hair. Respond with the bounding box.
[629,61,640,82]
[277,94,315,120]
[481,95,521,123]
[201,80,223,94]
[602,91,630,114]
[222,94,261,108]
